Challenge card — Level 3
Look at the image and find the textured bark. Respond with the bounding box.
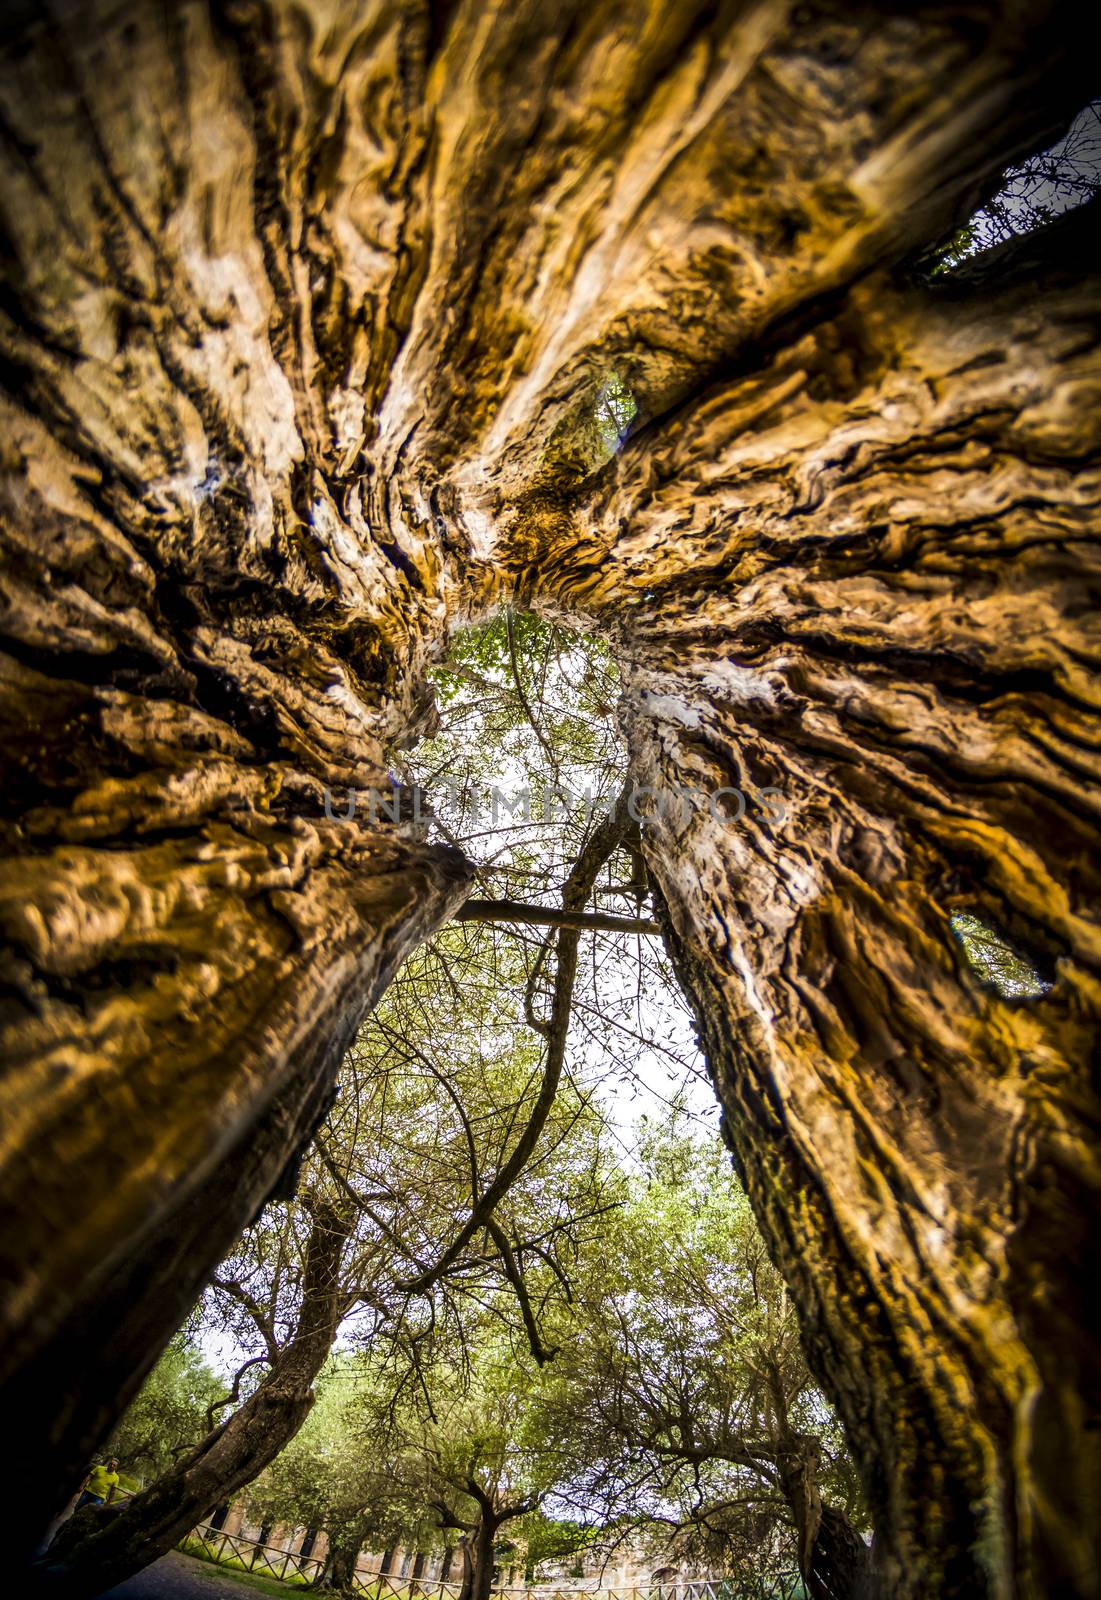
[813,1503,872,1600]
[1,3,1099,1596]
[445,1494,526,1600]
[315,1517,370,1594]
[598,229,1101,1600]
[0,0,475,1552]
[464,1506,513,1600]
[36,1202,353,1597]
[774,1433,867,1600]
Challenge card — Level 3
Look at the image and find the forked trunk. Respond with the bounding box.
[812,1505,874,1600]
[775,1435,868,1600]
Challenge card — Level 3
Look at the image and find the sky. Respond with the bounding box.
[404,615,720,1157]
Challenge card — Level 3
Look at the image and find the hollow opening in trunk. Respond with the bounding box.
[949,910,1052,999]
[401,604,710,1129]
[925,93,1101,271]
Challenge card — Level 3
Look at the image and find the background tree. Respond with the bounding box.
[546,1117,868,1600]
[242,1357,434,1593]
[104,1334,224,1489]
[363,1336,567,1600]
[282,1110,867,1600]
[517,1512,596,1584]
[404,609,702,1138]
[46,888,624,1595]
[44,1196,355,1595]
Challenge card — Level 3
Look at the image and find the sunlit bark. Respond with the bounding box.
[573,222,1101,1600]
[1,3,1098,1595]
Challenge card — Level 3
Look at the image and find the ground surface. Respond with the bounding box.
[100,1550,300,1600]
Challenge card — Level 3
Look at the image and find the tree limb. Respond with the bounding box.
[398,787,634,1294]
[455,899,659,936]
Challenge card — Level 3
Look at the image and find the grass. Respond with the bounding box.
[177,1538,313,1595]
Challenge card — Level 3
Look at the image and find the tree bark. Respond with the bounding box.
[774,1434,867,1600]
[315,1516,370,1594]
[469,1515,500,1600]
[462,1488,530,1600]
[813,1504,873,1600]
[1,4,1099,1596]
[35,1202,354,1597]
[457,1537,474,1600]
[592,224,1101,1598]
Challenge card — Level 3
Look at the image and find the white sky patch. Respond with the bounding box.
[195,1323,245,1380]
[406,616,720,1154]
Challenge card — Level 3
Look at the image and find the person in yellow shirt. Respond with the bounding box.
[75,1457,120,1511]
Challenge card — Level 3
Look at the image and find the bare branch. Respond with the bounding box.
[455,899,659,936]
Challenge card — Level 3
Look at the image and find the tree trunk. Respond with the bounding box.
[1,4,1099,1597]
[607,227,1101,1598]
[775,1434,867,1600]
[776,1436,825,1594]
[35,1203,353,1597]
[812,1505,873,1600]
[469,1517,499,1600]
[464,1490,528,1600]
[316,1541,359,1593]
[315,1517,370,1594]
[457,1538,475,1600]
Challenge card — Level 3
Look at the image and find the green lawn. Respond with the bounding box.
[178,1540,314,1596]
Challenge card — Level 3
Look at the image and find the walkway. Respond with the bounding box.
[99,1549,295,1599]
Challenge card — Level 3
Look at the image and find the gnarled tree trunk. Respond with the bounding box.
[314,1515,371,1595]
[774,1433,867,1600]
[607,226,1101,1599]
[36,1201,352,1596]
[1,3,1099,1596]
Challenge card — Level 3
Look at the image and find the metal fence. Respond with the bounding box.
[185,1523,805,1600]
